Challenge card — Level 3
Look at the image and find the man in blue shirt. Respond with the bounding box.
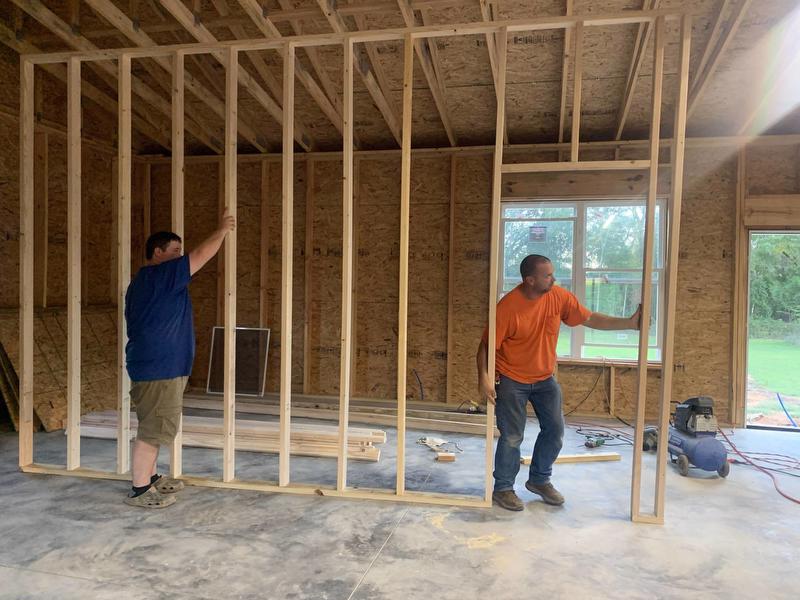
[124,213,234,508]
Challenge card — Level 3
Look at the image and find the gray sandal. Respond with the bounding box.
[124,487,176,508]
[154,476,185,494]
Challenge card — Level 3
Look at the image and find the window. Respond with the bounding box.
[500,199,665,361]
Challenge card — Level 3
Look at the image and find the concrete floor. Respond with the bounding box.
[1,417,799,600]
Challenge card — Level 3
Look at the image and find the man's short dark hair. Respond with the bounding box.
[145,231,182,260]
[520,254,551,279]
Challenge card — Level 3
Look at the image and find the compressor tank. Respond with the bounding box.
[668,427,728,472]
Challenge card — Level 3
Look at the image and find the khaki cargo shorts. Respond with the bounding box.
[130,376,188,447]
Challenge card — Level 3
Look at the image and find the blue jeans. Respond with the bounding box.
[493,374,564,492]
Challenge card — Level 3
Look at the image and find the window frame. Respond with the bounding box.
[498,196,667,363]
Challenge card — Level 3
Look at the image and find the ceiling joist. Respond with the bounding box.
[396,0,457,146]
[478,0,508,145]
[157,0,316,151]
[687,0,751,119]
[614,0,660,140]
[0,18,170,148]
[557,0,573,147]
[84,0,269,152]
[234,0,354,144]
[10,0,222,152]
[316,0,402,145]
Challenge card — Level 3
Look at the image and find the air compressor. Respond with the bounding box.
[667,396,730,477]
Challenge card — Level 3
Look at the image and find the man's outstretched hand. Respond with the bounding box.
[629,304,642,330]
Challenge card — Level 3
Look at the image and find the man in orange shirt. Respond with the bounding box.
[477,254,641,511]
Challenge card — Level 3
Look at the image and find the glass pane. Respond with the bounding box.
[581,270,660,358]
[502,220,574,294]
[503,205,576,219]
[746,232,800,427]
[584,205,662,269]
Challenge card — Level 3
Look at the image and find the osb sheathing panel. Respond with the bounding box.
[0,307,118,431]
[447,155,492,405]
[0,129,113,308]
[259,161,307,394]
[557,365,610,415]
[685,0,800,137]
[0,118,19,308]
[747,145,799,195]
[503,165,672,199]
[670,148,738,423]
[81,147,114,305]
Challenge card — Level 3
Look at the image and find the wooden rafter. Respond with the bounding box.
[23,2,474,43]
[478,0,508,145]
[0,20,170,148]
[687,0,751,119]
[68,0,80,33]
[396,0,457,146]
[210,1,283,96]
[234,0,350,141]
[570,21,584,161]
[10,0,222,152]
[478,0,498,87]
[614,0,660,140]
[693,0,730,92]
[316,0,402,145]
[157,0,315,151]
[557,0,573,147]
[273,0,344,117]
[23,12,690,64]
[85,0,269,151]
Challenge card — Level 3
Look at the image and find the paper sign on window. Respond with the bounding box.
[529,225,547,242]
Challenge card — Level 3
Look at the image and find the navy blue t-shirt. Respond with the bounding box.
[125,255,195,381]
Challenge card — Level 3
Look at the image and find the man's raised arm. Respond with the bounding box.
[188,212,235,276]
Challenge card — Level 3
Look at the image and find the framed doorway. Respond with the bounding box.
[745,231,800,430]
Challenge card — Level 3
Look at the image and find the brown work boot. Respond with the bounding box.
[492,490,524,511]
[525,481,565,506]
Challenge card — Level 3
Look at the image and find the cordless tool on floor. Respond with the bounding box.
[668,396,730,478]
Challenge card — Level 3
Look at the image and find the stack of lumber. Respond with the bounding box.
[80,411,385,461]
[183,391,499,437]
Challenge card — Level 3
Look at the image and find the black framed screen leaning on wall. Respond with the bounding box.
[206,327,270,397]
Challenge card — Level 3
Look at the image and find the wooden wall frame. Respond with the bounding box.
[18,8,690,513]
[116,54,132,475]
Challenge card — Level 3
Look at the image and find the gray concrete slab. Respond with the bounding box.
[1,420,798,599]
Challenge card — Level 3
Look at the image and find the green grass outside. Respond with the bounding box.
[747,339,800,397]
[556,334,658,361]
[746,338,800,422]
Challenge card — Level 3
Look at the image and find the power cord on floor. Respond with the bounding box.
[717,427,800,505]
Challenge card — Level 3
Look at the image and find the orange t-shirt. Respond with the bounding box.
[482,284,592,384]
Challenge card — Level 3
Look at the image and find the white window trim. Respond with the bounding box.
[499,197,667,363]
